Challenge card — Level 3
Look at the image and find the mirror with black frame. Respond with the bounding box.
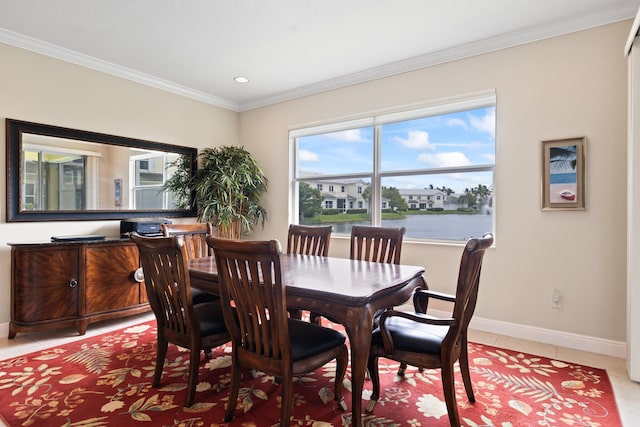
[6,119,198,222]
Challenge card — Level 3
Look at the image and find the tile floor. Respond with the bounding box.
[1,314,639,426]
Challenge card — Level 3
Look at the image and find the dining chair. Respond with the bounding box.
[162,222,218,305]
[286,224,332,319]
[207,236,349,426]
[349,224,405,264]
[310,225,406,325]
[365,233,493,427]
[162,222,215,259]
[131,233,231,408]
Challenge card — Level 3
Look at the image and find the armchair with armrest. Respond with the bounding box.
[366,233,493,427]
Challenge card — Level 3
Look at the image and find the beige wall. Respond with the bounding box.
[0,42,239,324]
[0,20,630,344]
[240,21,630,342]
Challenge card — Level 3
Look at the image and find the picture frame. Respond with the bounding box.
[542,137,586,210]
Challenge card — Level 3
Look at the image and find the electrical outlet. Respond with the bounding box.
[552,289,562,309]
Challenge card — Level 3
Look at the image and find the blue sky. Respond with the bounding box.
[297,106,496,194]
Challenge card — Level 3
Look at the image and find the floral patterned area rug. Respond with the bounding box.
[0,320,622,427]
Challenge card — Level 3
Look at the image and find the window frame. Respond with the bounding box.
[22,144,101,211]
[129,152,177,210]
[289,91,496,242]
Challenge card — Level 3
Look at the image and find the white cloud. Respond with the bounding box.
[418,151,472,167]
[470,110,495,137]
[482,153,495,162]
[395,130,434,150]
[298,149,319,162]
[467,141,482,150]
[329,129,365,142]
[447,118,468,129]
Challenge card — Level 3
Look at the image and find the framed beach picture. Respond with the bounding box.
[542,137,585,210]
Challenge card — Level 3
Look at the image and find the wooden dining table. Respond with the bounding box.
[189,253,426,426]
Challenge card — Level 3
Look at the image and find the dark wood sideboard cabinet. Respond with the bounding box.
[8,239,150,338]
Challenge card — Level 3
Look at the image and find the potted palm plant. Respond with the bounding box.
[164,146,268,239]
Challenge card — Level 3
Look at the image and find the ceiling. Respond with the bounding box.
[1,1,639,112]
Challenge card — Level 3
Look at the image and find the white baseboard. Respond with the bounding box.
[0,310,628,360]
[426,308,628,360]
[0,323,9,340]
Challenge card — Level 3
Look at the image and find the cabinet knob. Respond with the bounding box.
[69,279,78,288]
[133,268,145,283]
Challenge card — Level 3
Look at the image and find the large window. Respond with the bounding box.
[290,93,495,242]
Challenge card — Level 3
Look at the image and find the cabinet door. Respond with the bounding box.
[85,243,141,314]
[12,247,80,322]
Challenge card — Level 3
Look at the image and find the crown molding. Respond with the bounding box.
[625,7,640,54]
[238,3,638,111]
[0,28,241,112]
[1,2,636,113]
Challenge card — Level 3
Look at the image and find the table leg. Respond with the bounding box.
[344,308,374,427]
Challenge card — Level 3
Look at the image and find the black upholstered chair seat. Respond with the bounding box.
[288,318,346,360]
[193,302,228,337]
[191,288,217,305]
[371,314,448,355]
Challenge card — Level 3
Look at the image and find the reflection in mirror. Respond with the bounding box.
[6,119,197,222]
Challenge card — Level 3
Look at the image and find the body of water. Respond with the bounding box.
[550,172,576,184]
[329,214,492,241]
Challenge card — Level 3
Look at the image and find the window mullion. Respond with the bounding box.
[371,125,382,226]
[37,151,44,209]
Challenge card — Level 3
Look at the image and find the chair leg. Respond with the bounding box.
[365,351,381,412]
[397,362,408,377]
[184,345,201,407]
[280,378,294,427]
[459,339,475,402]
[153,337,168,387]
[288,308,302,320]
[224,355,242,423]
[334,344,348,411]
[441,363,461,427]
[309,312,322,325]
[397,362,423,377]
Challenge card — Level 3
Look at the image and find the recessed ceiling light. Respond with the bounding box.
[234,76,249,83]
